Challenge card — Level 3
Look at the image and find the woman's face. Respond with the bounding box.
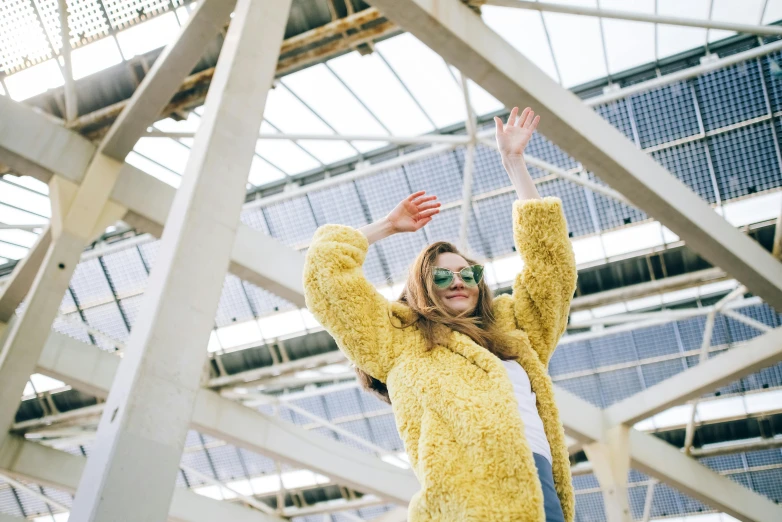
[432,252,480,316]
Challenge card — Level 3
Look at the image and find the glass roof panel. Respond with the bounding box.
[543,1,609,87]
[71,36,123,80]
[657,0,709,58]
[116,12,180,60]
[0,203,48,226]
[126,151,181,187]
[0,228,37,248]
[280,63,389,152]
[327,51,435,136]
[599,0,656,74]
[255,121,320,175]
[0,180,50,217]
[374,33,468,129]
[4,59,63,100]
[247,155,286,186]
[153,113,201,133]
[133,137,191,174]
[263,83,356,163]
[709,0,765,42]
[3,174,48,195]
[0,240,28,260]
[762,0,782,23]
[466,78,505,116]
[482,6,560,82]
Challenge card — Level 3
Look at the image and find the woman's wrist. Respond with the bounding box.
[501,152,541,201]
[358,217,395,245]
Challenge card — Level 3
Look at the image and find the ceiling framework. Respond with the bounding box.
[1,0,782,521]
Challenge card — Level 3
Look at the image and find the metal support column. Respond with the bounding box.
[68,1,291,520]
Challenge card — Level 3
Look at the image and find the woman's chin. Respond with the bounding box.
[445,303,475,316]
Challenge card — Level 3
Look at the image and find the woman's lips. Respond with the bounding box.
[447,295,469,299]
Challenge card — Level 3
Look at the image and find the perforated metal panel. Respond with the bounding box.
[214,274,255,327]
[462,144,510,196]
[524,132,578,178]
[709,121,782,200]
[404,151,463,204]
[536,178,595,238]
[586,173,647,230]
[594,99,635,142]
[598,367,643,406]
[549,340,593,377]
[423,206,486,259]
[0,0,53,73]
[473,192,516,259]
[695,61,768,132]
[630,81,700,149]
[263,197,318,247]
[650,140,718,203]
[102,0,174,30]
[100,246,149,298]
[640,358,687,388]
[308,182,368,229]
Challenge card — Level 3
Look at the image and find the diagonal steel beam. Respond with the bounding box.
[0,93,304,306]
[605,327,782,427]
[0,436,282,522]
[368,0,782,311]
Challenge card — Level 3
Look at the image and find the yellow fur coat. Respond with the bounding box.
[303,197,577,521]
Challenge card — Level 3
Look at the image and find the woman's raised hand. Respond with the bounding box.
[387,191,440,233]
[494,106,540,157]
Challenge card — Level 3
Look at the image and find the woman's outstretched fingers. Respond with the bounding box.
[408,190,426,201]
[418,208,440,218]
[507,106,518,127]
[413,195,437,205]
[517,107,530,127]
[530,114,540,131]
[522,108,535,128]
[417,201,441,212]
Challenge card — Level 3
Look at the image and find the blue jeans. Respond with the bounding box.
[533,453,566,522]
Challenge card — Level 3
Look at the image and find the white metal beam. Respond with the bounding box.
[99,0,237,161]
[34,331,420,504]
[369,0,782,310]
[112,161,305,305]
[0,436,282,522]
[0,227,51,323]
[485,0,782,36]
[0,95,304,306]
[605,327,782,427]
[629,429,782,522]
[69,1,291,519]
[0,95,94,183]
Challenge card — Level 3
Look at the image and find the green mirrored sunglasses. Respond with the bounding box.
[432,265,484,289]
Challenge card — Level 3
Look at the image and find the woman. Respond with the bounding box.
[304,107,577,522]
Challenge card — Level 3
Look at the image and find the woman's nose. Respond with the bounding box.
[451,275,466,288]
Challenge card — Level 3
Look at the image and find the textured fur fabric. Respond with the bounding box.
[303,197,577,522]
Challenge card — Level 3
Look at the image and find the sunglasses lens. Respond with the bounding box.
[463,265,483,286]
[433,269,453,288]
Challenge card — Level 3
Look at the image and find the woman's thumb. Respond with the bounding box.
[494,116,503,132]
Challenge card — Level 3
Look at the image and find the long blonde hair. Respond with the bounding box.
[356,241,516,404]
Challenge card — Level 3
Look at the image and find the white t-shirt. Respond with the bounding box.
[501,360,553,463]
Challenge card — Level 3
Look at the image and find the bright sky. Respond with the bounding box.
[2,0,782,263]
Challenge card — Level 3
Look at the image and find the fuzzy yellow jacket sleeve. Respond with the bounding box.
[303,224,399,382]
[506,197,577,365]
